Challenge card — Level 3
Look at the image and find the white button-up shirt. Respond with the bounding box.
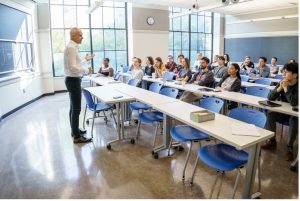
[64,40,88,77]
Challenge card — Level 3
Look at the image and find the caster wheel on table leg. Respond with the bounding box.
[153,152,159,159]
[130,139,135,144]
[107,144,111,150]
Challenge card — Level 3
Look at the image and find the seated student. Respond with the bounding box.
[224,54,231,67]
[209,54,219,71]
[215,63,241,92]
[176,58,192,82]
[262,62,298,161]
[240,56,255,75]
[180,57,214,103]
[192,53,203,72]
[270,56,279,75]
[144,56,155,76]
[165,55,177,72]
[213,56,228,78]
[128,57,136,72]
[98,58,114,77]
[174,54,184,74]
[128,57,144,85]
[255,56,270,78]
[154,57,167,78]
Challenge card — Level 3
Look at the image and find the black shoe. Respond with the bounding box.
[79,128,87,134]
[71,132,86,137]
[73,136,92,144]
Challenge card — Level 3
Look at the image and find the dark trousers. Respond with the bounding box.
[65,77,82,138]
[266,111,298,148]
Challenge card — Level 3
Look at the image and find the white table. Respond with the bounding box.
[89,75,122,86]
[152,101,274,199]
[241,75,281,83]
[85,86,136,148]
[214,77,275,90]
[143,76,298,117]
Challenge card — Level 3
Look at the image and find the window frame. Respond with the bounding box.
[49,0,128,77]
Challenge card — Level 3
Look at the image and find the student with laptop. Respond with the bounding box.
[262,62,298,161]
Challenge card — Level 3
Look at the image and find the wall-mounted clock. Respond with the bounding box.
[146,16,155,25]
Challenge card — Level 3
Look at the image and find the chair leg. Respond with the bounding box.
[190,156,199,185]
[182,141,193,181]
[167,137,173,156]
[103,110,108,124]
[91,110,96,139]
[135,120,141,140]
[231,169,241,199]
[216,171,225,199]
[152,122,160,148]
[83,105,87,129]
[210,172,220,199]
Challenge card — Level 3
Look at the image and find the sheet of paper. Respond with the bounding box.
[231,122,260,137]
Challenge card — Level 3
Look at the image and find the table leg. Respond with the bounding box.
[152,114,171,153]
[242,144,260,198]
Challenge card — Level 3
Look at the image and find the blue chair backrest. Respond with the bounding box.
[159,87,178,98]
[255,78,272,86]
[128,78,139,86]
[122,66,129,73]
[246,86,270,98]
[82,88,96,110]
[149,82,163,93]
[199,97,224,113]
[114,71,121,80]
[162,72,174,81]
[241,76,250,82]
[229,108,267,128]
[274,74,284,80]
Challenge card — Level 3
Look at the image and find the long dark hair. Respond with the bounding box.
[155,57,163,69]
[231,63,241,80]
[183,58,190,69]
[147,56,154,65]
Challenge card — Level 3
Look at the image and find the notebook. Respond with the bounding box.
[231,122,260,137]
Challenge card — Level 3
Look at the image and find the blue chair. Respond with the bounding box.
[113,71,121,80]
[190,108,266,198]
[162,72,175,81]
[127,78,139,86]
[255,78,272,86]
[241,76,250,82]
[130,82,163,111]
[245,86,270,98]
[122,65,129,73]
[82,88,116,139]
[159,87,179,98]
[274,74,284,80]
[135,87,179,148]
[168,97,224,181]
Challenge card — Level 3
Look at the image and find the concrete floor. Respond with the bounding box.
[0,93,298,199]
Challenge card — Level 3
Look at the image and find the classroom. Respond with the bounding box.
[0,0,298,199]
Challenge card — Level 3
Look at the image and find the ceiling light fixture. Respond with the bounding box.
[86,0,104,14]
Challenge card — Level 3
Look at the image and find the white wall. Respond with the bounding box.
[225,7,298,38]
[0,0,45,118]
[128,4,169,64]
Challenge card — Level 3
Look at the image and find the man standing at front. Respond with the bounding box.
[64,27,95,144]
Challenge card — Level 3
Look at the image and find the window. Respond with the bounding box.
[0,4,34,77]
[169,8,213,66]
[50,0,128,76]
